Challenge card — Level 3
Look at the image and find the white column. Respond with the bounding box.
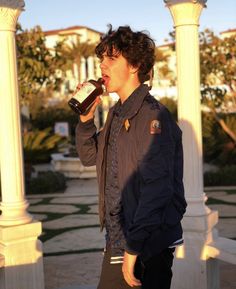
[87,56,95,79]
[171,0,208,216]
[164,1,219,289]
[0,1,44,288]
[73,62,79,82]
[0,0,31,226]
[80,57,87,82]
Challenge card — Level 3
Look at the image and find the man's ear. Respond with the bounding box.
[130,65,139,74]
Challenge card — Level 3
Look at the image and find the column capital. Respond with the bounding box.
[0,0,25,31]
[164,0,207,26]
[164,0,207,6]
[0,0,24,9]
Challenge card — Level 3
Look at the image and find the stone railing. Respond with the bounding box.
[207,237,236,265]
[51,153,97,179]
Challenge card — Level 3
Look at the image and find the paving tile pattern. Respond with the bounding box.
[27,180,236,289]
[44,253,102,289]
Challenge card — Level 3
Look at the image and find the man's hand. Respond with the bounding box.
[74,82,101,123]
[79,96,101,122]
[122,251,141,287]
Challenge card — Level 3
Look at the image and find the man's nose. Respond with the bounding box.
[100,61,105,69]
[100,58,108,69]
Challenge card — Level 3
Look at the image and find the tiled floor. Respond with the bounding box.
[27,179,236,289]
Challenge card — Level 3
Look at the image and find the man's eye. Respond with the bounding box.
[98,57,103,63]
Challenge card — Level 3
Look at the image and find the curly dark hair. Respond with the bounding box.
[95,25,155,83]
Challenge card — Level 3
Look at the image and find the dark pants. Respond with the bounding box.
[97,248,175,289]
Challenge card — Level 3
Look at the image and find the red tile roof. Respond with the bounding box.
[44,25,102,36]
[220,28,236,34]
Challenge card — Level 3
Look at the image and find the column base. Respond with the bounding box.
[184,193,212,217]
[0,221,44,289]
[171,210,220,289]
[0,200,32,226]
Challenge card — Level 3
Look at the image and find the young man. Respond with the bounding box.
[76,25,187,289]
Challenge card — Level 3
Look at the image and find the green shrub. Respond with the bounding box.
[26,171,66,194]
[23,127,67,164]
[202,112,236,166]
[204,165,236,186]
[31,104,78,142]
[159,97,177,121]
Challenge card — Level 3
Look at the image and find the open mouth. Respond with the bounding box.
[102,73,110,86]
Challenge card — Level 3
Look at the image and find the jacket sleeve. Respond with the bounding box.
[125,108,182,255]
[75,118,98,166]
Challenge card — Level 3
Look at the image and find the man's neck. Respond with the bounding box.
[119,81,141,104]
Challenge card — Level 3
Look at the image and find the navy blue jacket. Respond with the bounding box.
[76,84,187,261]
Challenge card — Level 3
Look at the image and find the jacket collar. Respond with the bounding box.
[113,84,150,119]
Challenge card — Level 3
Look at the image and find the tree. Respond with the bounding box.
[159,97,177,121]
[202,112,236,166]
[154,45,176,87]
[200,29,236,144]
[16,24,67,106]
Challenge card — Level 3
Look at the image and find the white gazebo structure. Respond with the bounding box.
[0,0,235,289]
[165,1,236,289]
[0,1,44,289]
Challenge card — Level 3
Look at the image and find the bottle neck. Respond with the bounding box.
[97,78,105,85]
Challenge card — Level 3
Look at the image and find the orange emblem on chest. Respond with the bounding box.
[124,119,130,131]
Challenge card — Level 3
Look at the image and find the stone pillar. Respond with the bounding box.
[87,56,95,79]
[80,57,87,82]
[73,62,79,82]
[0,1,44,288]
[0,0,31,226]
[164,1,219,289]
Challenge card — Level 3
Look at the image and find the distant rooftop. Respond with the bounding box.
[220,28,236,34]
[44,25,102,36]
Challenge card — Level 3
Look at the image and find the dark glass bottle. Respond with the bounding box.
[68,78,104,115]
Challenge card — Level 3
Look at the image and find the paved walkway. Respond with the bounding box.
[27,179,236,289]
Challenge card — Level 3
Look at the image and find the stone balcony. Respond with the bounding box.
[51,153,97,179]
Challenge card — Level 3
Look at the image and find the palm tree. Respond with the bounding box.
[61,36,96,82]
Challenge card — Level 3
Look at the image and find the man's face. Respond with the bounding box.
[99,50,136,96]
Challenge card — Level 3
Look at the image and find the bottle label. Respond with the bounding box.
[73,82,96,103]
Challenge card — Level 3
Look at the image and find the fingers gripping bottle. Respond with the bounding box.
[68,78,105,115]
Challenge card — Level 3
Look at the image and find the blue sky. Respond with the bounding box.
[20,0,236,44]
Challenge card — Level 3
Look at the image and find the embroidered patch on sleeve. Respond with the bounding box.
[150,120,161,134]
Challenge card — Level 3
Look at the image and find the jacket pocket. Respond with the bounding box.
[138,140,175,184]
[162,194,187,229]
[138,153,168,184]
